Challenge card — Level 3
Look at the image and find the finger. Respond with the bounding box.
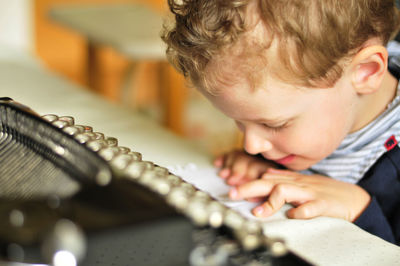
[246,161,270,180]
[266,168,299,176]
[218,168,231,179]
[261,172,296,182]
[252,184,313,217]
[226,174,246,185]
[214,156,224,168]
[223,152,237,168]
[286,200,325,219]
[229,179,275,200]
[246,196,266,202]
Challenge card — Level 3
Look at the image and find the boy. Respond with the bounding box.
[162,0,400,244]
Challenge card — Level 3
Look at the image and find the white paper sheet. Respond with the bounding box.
[168,164,400,266]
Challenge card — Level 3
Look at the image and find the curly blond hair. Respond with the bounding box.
[162,0,400,91]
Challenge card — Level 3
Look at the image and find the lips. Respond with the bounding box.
[273,154,296,165]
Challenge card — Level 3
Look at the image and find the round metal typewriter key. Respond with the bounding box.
[84,132,96,139]
[125,161,148,179]
[127,151,142,161]
[42,219,86,266]
[63,126,80,136]
[149,177,171,195]
[9,209,24,227]
[73,125,86,133]
[98,147,120,161]
[243,220,262,235]
[93,132,104,140]
[83,125,93,133]
[53,145,65,156]
[224,209,245,230]
[52,120,68,129]
[186,196,210,226]
[154,166,169,177]
[207,201,226,228]
[265,237,288,257]
[105,136,118,147]
[139,169,158,185]
[86,139,106,152]
[166,174,182,186]
[166,186,191,209]
[239,233,262,251]
[110,154,133,170]
[47,195,61,209]
[96,170,112,186]
[74,133,91,144]
[42,114,58,123]
[59,116,75,126]
[194,190,211,201]
[179,182,196,195]
[117,146,131,153]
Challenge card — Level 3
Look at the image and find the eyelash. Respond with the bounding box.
[262,123,287,133]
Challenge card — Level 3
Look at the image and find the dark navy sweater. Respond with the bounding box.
[354,56,400,245]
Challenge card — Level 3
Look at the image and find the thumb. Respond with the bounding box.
[286,200,325,219]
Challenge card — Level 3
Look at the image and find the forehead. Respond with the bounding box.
[201,74,310,122]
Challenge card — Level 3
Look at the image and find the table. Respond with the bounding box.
[1,48,400,266]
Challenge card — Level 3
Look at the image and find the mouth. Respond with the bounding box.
[272,154,296,165]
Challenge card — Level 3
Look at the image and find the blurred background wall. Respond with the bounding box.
[0,0,33,52]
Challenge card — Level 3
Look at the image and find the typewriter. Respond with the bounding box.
[0,97,311,266]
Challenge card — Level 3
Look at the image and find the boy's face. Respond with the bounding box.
[200,64,361,171]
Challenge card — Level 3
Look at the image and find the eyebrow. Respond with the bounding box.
[254,117,291,126]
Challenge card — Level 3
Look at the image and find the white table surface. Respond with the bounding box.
[0,49,399,265]
[49,3,166,60]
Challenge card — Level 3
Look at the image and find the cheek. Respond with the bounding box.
[276,112,348,158]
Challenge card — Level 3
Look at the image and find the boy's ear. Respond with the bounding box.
[351,45,388,94]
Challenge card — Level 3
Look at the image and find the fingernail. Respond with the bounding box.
[253,206,264,216]
[229,188,239,199]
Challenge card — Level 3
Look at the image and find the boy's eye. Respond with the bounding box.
[262,123,287,132]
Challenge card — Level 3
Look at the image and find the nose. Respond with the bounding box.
[243,129,273,155]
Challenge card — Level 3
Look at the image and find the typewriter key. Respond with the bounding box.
[148,177,171,195]
[73,125,86,133]
[154,166,169,177]
[224,209,245,230]
[125,161,148,179]
[83,125,93,133]
[111,154,133,170]
[265,237,288,257]
[166,174,182,186]
[86,139,106,152]
[117,146,131,153]
[74,133,91,144]
[63,126,80,136]
[167,186,191,209]
[105,136,118,147]
[59,116,75,126]
[52,120,68,129]
[93,132,104,140]
[127,151,142,161]
[186,197,209,226]
[98,147,120,161]
[42,114,58,122]
[207,201,226,228]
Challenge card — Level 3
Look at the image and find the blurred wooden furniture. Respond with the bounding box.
[35,0,187,135]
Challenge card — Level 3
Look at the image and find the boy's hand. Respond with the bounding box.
[229,168,371,222]
[214,150,277,186]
